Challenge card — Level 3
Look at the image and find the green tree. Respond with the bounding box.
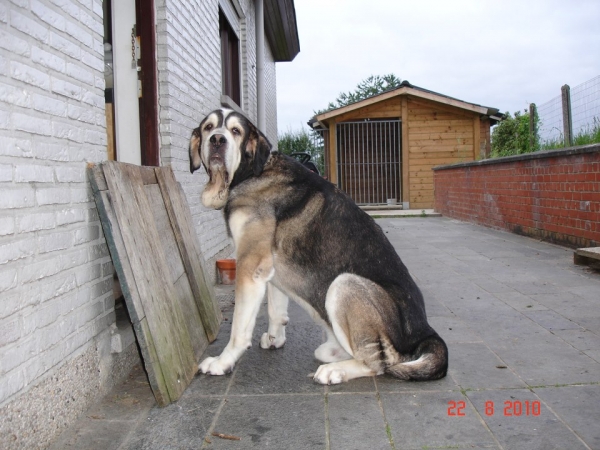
[491,109,539,157]
[316,74,402,114]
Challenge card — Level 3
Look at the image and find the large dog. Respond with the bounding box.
[189,109,448,384]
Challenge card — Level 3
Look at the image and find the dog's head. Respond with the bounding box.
[189,109,272,209]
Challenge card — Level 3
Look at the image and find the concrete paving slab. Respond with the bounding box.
[448,343,528,390]
[126,396,223,450]
[469,276,518,294]
[381,391,498,449]
[467,389,589,450]
[227,309,325,396]
[552,328,600,352]
[428,315,483,344]
[491,340,599,387]
[47,217,600,450]
[522,310,583,331]
[208,394,326,449]
[535,385,600,450]
[327,392,391,450]
[492,291,548,312]
[375,372,460,394]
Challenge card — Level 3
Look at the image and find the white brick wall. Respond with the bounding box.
[1,0,285,444]
[156,0,280,266]
[155,0,227,265]
[0,0,113,408]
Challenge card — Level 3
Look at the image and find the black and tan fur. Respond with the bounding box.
[189,109,448,384]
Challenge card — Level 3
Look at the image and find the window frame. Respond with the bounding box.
[219,10,241,107]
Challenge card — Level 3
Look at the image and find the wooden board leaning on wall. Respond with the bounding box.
[89,161,222,406]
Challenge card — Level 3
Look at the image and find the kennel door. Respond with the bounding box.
[336,120,401,206]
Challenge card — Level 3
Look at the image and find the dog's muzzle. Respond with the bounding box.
[209,134,227,165]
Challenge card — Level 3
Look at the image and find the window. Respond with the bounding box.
[219,10,240,106]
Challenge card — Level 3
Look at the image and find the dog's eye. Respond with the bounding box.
[231,127,240,136]
[204,124,213,131]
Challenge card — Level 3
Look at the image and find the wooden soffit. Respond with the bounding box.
[265,0,300,62]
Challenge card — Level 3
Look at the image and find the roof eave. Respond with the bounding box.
[264,0,300,62]
[314,82,496,123]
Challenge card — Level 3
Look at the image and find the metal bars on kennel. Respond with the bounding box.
[336,119,402,205]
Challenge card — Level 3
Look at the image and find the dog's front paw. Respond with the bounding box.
[313,364,346,385]
[198,356,234,376]
[259,331,286,349]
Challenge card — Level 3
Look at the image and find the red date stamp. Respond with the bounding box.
[448,400,541,417]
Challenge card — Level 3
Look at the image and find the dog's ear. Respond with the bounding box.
[189,127,203,173]
[245,124,272,176]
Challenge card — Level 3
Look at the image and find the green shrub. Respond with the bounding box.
[491,110,539,158]
[277,128,325,174]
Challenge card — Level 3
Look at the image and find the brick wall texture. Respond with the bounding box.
[0,0,114,411]
[433,145,600,248]
[1,0,283,446]
[157,0,279,264]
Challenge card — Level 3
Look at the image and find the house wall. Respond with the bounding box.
[0,0,281,448]
[158,0,279,280]
[0,1,137,449]
[433,145,600,248]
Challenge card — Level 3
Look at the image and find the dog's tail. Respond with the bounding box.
[386,334,448,381]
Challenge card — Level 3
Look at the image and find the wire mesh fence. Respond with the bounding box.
[537,94,563,144]
[537,75,600,146]
[571,75,600,136]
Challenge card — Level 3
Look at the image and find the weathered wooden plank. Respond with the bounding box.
[102,161,196,403]
[173,275,208,361]
[89,164,170,405]
[89,164,145,323]
[146,173,210,359]
[88,162,108,192]
[145,183,186,283]
[140,165,158,185]
[133,318,168,406]
[155,167,221,342]
[98,191,145,324]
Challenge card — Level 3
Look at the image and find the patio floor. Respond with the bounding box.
[50,217,600,450]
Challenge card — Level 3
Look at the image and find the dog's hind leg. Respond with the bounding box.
[314,329,351,363]
[260,283,289,349]
[313,274,391,385]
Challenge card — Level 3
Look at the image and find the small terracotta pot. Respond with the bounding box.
[216,259,236,285]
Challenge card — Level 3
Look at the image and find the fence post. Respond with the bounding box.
[561,84,573,147]
[529,103,537,151]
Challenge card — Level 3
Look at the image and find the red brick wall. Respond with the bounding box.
[433,145,600,248]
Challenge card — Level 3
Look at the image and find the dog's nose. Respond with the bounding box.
[210,134,227,147]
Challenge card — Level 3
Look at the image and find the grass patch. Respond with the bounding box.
[540,118,600,150]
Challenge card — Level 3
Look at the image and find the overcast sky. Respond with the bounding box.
[276,0,600,134]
